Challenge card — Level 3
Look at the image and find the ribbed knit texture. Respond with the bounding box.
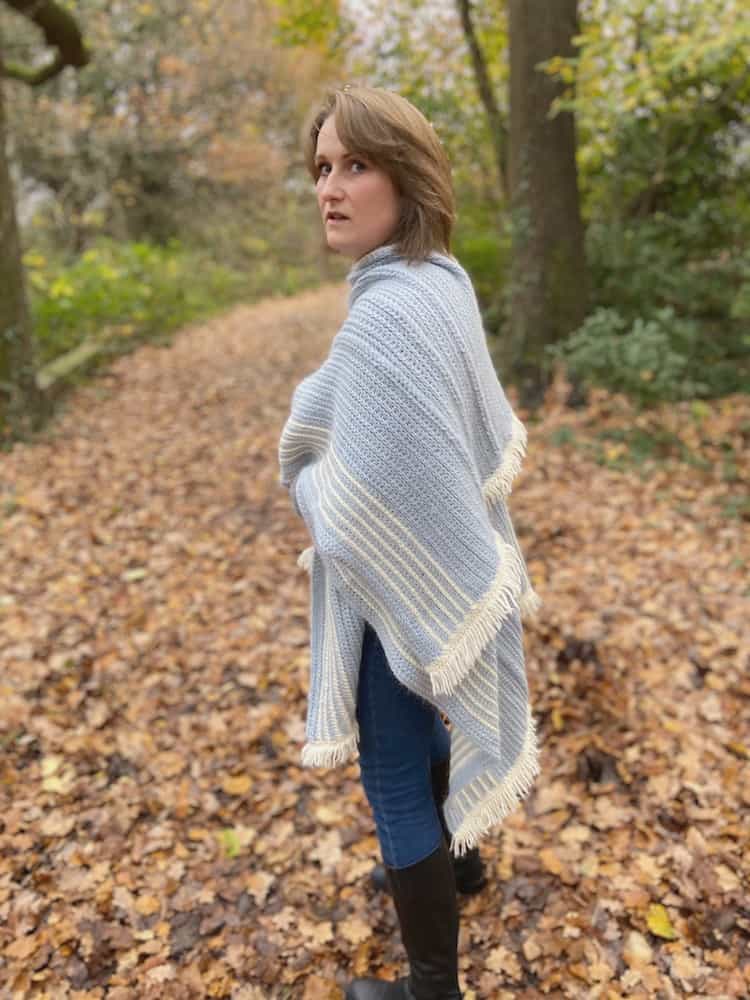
[278,243,542,855]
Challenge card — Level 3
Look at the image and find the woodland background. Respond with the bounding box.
[0,1,749,997]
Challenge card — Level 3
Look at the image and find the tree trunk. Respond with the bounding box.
[506,0,588,408]
[0,53,48,441]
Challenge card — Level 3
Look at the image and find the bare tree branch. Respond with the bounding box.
[454,0,508,199]
[1,0,89,85]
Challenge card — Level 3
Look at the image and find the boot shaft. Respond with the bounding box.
[385,841,463,1000]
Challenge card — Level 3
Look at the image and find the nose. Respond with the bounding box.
[319,168,344,201]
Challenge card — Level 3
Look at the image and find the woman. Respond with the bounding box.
[278,85,542,1000]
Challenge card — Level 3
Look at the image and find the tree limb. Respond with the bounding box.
[1,0,89,84]
[454,0,508,199]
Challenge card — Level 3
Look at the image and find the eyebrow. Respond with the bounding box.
[314,151,360,165]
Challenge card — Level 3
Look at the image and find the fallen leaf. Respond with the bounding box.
[647,903,678,940]
[302,975,340,1000]
[246,872,275,906]
[486,945,523,980]
[135,894,161,916]
[623,930,653,968]
[298,918,334,947]
[338,916,372,946]
[39,811,76,837]
[221,773,252,796]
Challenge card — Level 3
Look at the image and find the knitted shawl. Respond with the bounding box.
[278,243,542,855]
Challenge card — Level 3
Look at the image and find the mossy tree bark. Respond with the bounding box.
[506,0,588,409]
[0,1,88,440]
[0,33,47,440]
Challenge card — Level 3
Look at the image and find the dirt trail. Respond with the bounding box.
[0,285,748,998]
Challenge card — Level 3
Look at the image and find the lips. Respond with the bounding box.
[326,212,349,222]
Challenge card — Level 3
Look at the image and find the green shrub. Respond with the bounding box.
[26,239,250,365]
[561,206,750,404]
[585,209,750,328]
[24,238,319,367]
[547,305,748,406]
[453,208,510,330]
[454,231,508,303]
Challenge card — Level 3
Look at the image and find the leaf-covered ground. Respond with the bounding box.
[1,285,748,999]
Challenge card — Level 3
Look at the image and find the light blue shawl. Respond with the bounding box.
[278,243,542,855]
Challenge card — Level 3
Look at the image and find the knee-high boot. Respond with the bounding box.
[345,839,463,1000]
[370,756,487,896]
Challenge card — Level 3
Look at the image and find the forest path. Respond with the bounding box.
[1,285,748,998]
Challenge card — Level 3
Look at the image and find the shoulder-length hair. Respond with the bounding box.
[303,85,456,263]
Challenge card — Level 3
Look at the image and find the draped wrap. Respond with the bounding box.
[278,244,542,854]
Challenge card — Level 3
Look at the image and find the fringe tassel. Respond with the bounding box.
[448,713,540,857]
[301,731,358,768]
[297,546,314,573]
[427,538,526,697]
[483,413,528,503]
[519,586,542,619]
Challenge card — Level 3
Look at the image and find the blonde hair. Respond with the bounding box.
[303,85,455,262]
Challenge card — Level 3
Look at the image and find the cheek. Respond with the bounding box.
[363,177,400,220]
[383,182,401,222]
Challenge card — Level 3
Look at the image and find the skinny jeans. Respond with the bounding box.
[356,621,452,869]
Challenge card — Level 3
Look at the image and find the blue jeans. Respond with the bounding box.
[356,621,452,869]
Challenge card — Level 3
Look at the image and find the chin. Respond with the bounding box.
[325,233,346,254]
[326,239,358,260]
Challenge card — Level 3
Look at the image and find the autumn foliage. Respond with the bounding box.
[0,286,748,997]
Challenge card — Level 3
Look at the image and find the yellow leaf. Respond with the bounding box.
[539,847,564,876]
[41,755,63,777]
[646,903,678,940]
[41,756,76,794]
[219,828,241,857]
[135,894,161,916]
[222,773,252,796]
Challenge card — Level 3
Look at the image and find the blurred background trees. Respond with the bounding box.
[1,0,749,439]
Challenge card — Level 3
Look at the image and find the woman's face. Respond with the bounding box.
[314,114,401,261]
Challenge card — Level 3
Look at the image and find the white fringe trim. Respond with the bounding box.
[519,586,542,619]
[483,413,528,503]
[301,730,359,768]
[426,537,526,697]
[448,712,540,857]
[297,546,314,573]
